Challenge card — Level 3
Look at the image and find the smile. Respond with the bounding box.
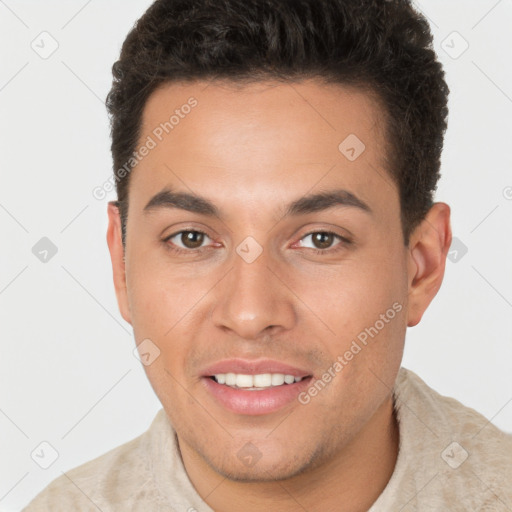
[203,374,313,415]
[211,372,304,390]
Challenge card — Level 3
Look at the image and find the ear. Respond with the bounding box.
[406,202,452,327]
[106,201,132,325]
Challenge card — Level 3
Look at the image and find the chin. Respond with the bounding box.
[205,442,323,483]
[213,461,306,483]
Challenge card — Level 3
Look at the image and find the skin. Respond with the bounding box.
[106,79,451,512]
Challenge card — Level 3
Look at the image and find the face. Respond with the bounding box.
[107,79,440,482]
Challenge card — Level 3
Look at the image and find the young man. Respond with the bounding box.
[23,0,512,510]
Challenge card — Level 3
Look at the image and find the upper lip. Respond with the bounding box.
[201,358,312,378]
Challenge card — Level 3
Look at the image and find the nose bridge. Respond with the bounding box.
[210,243,296,338]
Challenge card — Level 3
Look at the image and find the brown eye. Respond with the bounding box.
[165,230,212,252]
[311,232,336,249]
[295,231,349,253]
[180,231,206,249]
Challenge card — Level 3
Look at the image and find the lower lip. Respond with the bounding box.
[202,376,313,415]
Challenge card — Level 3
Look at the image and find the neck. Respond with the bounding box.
[178,394,399,512]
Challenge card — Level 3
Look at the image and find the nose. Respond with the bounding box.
[210,247,297,340]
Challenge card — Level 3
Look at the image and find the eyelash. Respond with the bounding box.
[162,229,351,256]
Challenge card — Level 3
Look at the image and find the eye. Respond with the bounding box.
[295,230,350,254]
[162,229,351,256]
[164,229,213,252]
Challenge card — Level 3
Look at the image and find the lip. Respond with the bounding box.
[202,374,313,415]
[200,358,312,378]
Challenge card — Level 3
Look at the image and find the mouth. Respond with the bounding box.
[199,358,314,415]
[208,372,310,390]
[202,372,314,415]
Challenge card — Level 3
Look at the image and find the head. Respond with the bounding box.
[105,0,451,483]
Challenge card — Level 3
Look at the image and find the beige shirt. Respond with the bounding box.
[22,368,512,511]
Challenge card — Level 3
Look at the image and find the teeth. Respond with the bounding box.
[213,373,305,389]
[225,373,237,386]
[236,374,254,388]
[254,373,272,387]
[271,373,285,386]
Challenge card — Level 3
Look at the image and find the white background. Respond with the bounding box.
[1,1,511,510]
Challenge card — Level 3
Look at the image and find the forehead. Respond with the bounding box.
[128,79,396,221]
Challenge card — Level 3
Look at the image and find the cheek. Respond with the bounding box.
[287,247,408,378]
[293,256,405,328]
[126,252,204,329]
[126,257,215,382]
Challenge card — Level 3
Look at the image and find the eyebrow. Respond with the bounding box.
[143,187,372,218]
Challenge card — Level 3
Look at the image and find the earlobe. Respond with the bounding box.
[106,201,132,325]
[406,202,452,327]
